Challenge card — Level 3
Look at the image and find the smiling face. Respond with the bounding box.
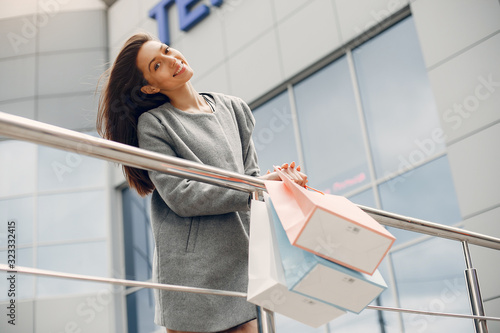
[136,40,193,96]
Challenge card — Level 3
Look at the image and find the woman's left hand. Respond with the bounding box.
[258,161,308,187]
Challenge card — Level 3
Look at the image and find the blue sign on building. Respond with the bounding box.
[149,0,224,45]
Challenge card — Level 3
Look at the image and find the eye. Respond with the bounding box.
[154,62,160,71]
[164,45,170,54]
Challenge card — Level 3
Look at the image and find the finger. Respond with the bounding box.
[266,169,271,174]
[292,169,308,186]
[290,161,296,168]
[281,163,289,169]
[296,165,301,172]
[283,167,301,183]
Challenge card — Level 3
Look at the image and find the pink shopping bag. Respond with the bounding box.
[265,169,395,275]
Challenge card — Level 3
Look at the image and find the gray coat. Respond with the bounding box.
[137,93,259,332]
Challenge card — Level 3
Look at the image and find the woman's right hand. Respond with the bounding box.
[258,161,308,187]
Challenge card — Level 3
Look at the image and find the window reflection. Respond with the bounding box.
[348,189,376,207]
[38,190,107,243]
[379,156,462,245]
[353,17,444,179]
[0,140,36,197]
[293,56,370,195]
[127,288,163,333]
[0,247,34,300]
[252,91,300,173]
[38,142,106,192]
[37,241,109,297]
[391,238,472,333]
[122,188,153,282]
[0,196,34,246]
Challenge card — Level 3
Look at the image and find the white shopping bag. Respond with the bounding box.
[268,197,388,314]
[247,196,345,328]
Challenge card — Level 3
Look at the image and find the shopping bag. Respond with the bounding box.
[265,169,395,275]
[247,196,345,327]
[267,192,388,314]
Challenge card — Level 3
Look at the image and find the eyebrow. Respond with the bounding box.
[148,44,163,72]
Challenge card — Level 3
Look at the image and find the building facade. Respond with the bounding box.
[0,0,499,332]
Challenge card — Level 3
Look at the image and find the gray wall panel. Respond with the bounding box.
[37,49,106,96]
[38,9,107,53]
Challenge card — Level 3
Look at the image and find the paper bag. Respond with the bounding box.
[268,196,388,314]
[265,170,395,275]
[247,197,345,327]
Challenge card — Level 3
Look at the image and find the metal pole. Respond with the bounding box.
[257,306,276,333]
[2,264,500,323]
[462,241,488,333]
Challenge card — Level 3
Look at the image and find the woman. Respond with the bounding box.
[97,33,307,333]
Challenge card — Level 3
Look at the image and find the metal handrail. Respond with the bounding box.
[1,111,499,250]
[2,264,499,323]
[1,111,499,332]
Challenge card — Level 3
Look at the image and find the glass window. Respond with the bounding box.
[126,288,163,333]
[0,196,34,246]
[391,238,472,333]
[0,140,37,198]
[36,241,109,297]
[252,91,300,173]
[275,313,325,333]
[37,141,106,192]
[347,188,376,207]
[122,188,153,282]
[327,310,381,333]
[38,190,107,243]
[352,17,444,179]
[293,57,370,195]
[379,156,462,245]
[0,247,34,300]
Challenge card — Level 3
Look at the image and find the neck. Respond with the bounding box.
[165,82,206,113]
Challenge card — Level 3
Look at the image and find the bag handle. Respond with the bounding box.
[272,167,317,215]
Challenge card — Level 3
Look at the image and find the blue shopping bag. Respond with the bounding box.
[268,196,388,314]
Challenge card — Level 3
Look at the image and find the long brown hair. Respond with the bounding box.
[97,33,168,196]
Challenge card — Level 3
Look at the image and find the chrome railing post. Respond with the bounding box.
[257,306,276,333]
[462,241,488,333]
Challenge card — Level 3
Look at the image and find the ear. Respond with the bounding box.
[141,85,160,95]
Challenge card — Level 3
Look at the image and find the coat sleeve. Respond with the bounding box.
[137,111,252,217]
[236,97,260,178]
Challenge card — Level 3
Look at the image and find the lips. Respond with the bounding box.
[173,61,186,77]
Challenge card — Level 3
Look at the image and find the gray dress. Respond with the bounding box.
[137,92,259,332]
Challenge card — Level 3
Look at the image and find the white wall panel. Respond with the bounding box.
[39,10,107,53]
[447,123,500,217]
[484,297,500,332]
[0,99,35,120]
[192,63,230,97]
[0,299,34,332]
[108,0,142,47]
[464,207,500,300]
[277,0,340,79]
[37,94,97,130]
[34,292,114,333]
[335,0,408,44]
[428,33,500,143]
[0,56,36,102]
[222,0,274,56]
[228,30,283,102]
[0,0,37,20]
[55,0,105,13]
[272,0,309,22]
[38,50,106,96]
[411,0,500,68]
[175,12,225,79]
[0,16,37,58]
